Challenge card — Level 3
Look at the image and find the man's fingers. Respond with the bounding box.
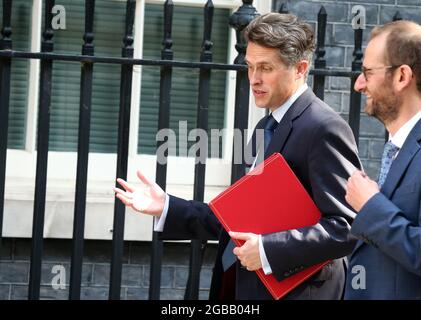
[356,171,368,180]
[233,247,240,256]
[348,171,362,185]
[349,171,360,181]
[229,231,251,241]
[113,187,126,195]
[345,193,351,205]
[137,170,154,187]
[114,187,133,199]
[115,193,133,207]
[114,190,131,201]
[116,178,135,193]
[350,170,374,187]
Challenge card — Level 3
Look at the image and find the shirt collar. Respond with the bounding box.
[390,110,421,148]
[271,83,308,123]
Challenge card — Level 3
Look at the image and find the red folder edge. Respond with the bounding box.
[209,153,330,300]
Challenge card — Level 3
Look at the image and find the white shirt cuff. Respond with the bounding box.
[153,193,170,232]
[259,234,273,275]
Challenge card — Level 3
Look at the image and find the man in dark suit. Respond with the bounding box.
[344,20,421,299]
[115,13,361,300]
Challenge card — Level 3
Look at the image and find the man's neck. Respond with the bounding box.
[269,81,307,113]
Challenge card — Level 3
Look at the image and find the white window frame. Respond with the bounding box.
[4,0,272,241]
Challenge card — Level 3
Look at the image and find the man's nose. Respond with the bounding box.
[249,70,262,85]
[354,73,366,93]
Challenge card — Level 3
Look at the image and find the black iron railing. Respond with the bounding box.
[28,0,55,300]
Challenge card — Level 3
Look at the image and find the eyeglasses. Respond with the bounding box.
[361,65,399,81]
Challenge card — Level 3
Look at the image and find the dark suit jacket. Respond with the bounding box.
[162,88,361,299]
[345,119,421,300]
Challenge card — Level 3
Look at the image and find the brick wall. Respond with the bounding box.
[0,239,217,300]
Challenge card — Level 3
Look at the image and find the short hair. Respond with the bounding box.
[243,13,316,67]
[370,20,421,92]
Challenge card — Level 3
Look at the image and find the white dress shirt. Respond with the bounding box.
[389,110,421,158]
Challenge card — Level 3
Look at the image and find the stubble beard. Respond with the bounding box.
[364,83,401,126]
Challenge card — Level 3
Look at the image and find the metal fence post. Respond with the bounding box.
[229,0,259,185]
[69,0,95,300]
[149,0,174,300]
[348,26,363,146]
[109,0,136,300]
[184,0,215,301]
[29,0,55,300]
[0,0,13,250]
[313,6,327,100]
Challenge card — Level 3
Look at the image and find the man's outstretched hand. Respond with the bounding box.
[114,170,166,217]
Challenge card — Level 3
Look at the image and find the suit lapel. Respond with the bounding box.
[351,119,421,258]
[381,122,421,197]
[265,88,316,158]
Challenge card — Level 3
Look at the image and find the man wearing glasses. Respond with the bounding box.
[344,20,421,299]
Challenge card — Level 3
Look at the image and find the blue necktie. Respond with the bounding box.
[221,239,236,272]
[221,115,278,272]
[263,114,278,153]
[377,141,399,188]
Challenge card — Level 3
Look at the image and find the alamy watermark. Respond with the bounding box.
[351,5,366,30]
[52,5,66,30]
[51,265,66,290]
[351,264,366,290]
[50,5,367,35]
[155,121,266,174]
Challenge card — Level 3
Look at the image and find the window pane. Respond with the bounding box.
[48,0,125,153]
[1,0,31,149]
[138,4,230,157]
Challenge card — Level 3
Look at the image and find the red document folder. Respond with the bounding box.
[209,153,330,300]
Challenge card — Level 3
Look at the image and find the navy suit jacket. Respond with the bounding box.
[345,119,421,300]
[162,88,361,299]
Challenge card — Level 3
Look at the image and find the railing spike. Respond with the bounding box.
[393,11,403,21]
[279,2,289,14]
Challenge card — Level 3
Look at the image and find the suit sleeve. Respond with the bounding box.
[351,192,421,276]
[160,195,221,240]
[262,116,361,281]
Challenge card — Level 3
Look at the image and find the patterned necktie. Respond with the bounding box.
[377,141,400,188]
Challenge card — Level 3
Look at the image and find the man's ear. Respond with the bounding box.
[394,64,413,93]
[296,60,310,80]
